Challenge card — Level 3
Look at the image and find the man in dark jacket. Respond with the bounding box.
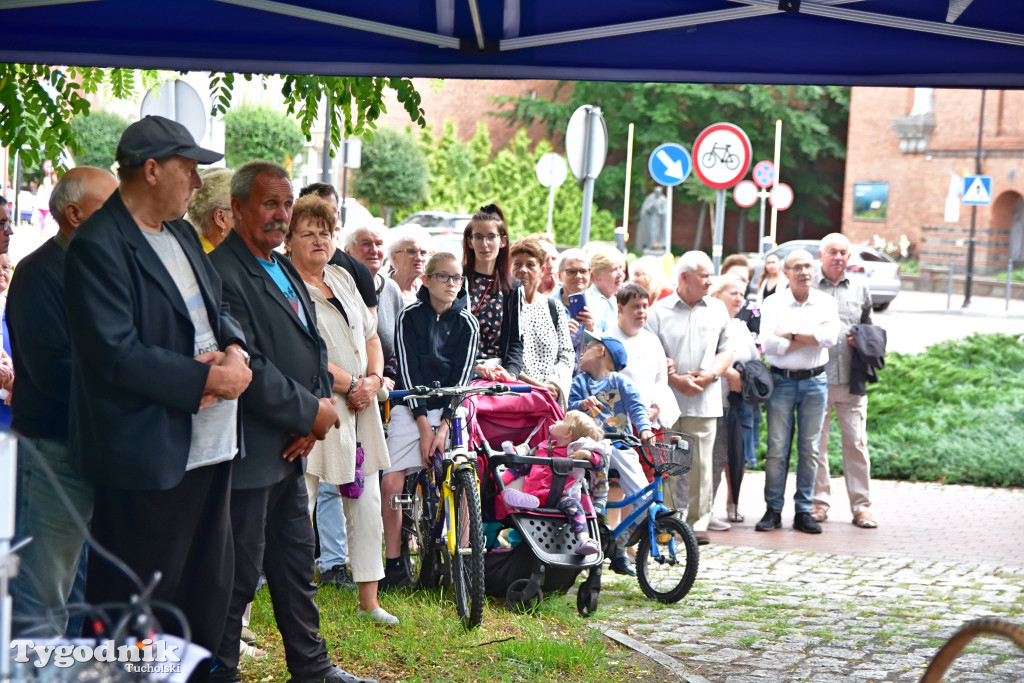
[380,252,479,589]
[64,116,252,656]
[9,166,116,635]
[208,160,373,683]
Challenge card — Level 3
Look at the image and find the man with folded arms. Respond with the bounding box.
[755,249,839,534]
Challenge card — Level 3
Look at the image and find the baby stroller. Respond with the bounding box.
[467,382,605,617]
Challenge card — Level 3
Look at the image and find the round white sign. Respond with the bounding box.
[769,183,794,210]
[565,105,608,181]
[733,180,759,208]
[692,122,752,190]
[536,153,568,189]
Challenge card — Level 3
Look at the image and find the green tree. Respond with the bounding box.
[223,105,304,169]
[0,65,426,172]
[69,110,132,170]
[351,127,429,225]
[497,82,849,235]
[396,122,614,246]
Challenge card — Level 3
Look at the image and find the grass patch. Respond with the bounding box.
[243,585,639,683]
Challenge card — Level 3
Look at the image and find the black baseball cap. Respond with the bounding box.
[116,115,223,168]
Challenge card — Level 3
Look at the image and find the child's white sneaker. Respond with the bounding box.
[502,488,540,509]
[575,537,600,555]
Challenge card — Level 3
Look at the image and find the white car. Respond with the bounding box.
[395,210,472,259]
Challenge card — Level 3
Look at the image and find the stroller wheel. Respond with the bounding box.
[506,578,543,614]
[576,586,599,617]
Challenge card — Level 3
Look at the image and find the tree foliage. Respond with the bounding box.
[496,82,849,231]
[399,122,615,246]
[223,105,304,169]
[0,64,427,173]
[69,110,132,170]
[351,127,429,220]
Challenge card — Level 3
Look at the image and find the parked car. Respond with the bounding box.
[394,210,472,259]
[748,239,901,311]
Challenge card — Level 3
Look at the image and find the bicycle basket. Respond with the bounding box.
[643,431,695,476]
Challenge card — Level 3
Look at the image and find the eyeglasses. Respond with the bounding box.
[396,248,429,258]
[561,267,590,277]
[470,233,500,244]
[426,273,464,285]
[584,343,604,353]
[0,220,11,232]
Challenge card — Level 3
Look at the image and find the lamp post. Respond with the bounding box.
[963,89,986,308]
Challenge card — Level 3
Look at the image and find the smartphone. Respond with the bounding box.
[568,293,586,320]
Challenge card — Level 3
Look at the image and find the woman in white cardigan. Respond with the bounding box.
[287,196,395,624]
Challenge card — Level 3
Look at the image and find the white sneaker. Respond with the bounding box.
[359,606,399,626]
[708,517,731,531]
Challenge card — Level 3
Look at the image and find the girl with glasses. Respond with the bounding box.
[461,203,523,382]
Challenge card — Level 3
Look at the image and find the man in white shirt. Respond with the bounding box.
[647,252,733,545]
[755,249,840,534]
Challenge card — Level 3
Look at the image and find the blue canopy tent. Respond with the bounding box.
[1,0,1023,88]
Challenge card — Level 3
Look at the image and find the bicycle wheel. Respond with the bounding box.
[636,515,699,603]
[447,466,486,628]
[724,153,740,170]
[402,473,442,587]
[701,151,717,168]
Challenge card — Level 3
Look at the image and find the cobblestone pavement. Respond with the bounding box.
[594,546,1024,682]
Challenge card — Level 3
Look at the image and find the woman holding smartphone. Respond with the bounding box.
[462,203,524,381]
[553,247,594,374]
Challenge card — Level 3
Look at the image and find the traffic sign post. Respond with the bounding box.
[962,175,992,205]
[565,105,608,246]
[647,143,692,256]
[536,153,567,234]
[752,160,775,254]
[693,123,752,273]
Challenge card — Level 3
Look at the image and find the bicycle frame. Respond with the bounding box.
[425,404,478,558]
[605,470,673,561]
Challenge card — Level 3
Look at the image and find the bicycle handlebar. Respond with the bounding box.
[388,383,532,401]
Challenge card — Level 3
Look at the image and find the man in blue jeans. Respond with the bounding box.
[755,249,839,534]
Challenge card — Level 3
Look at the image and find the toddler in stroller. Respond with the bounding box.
[500,410,611,555]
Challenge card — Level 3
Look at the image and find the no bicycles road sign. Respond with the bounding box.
[693,122,752,190]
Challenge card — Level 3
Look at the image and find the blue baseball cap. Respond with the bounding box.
[583,330,627,371]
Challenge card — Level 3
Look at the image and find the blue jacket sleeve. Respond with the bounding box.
[568,374,589,412]
[619,375,652,433]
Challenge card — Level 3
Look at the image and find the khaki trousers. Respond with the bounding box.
[814,383,872,515]
[662,416,717,533]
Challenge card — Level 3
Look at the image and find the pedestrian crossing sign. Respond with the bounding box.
[962,175,992,206]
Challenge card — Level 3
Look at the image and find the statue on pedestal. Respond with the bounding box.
[639,186,667,253]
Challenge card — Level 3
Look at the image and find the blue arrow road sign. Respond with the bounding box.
[962,175,992,206]
[648,143,692,187]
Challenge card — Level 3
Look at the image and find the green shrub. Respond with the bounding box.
[994,268,1024,282]
[223,105,303,169]
[69,110,131,170]
[351,127,428,221]
[823,333,1024,487]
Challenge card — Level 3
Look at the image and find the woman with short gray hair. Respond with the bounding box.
[387,224,433,304]
[186,168,234,252]
[345,222,402,392]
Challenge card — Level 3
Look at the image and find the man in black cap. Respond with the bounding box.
[64,115,252,662]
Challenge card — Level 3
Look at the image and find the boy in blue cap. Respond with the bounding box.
[569,331,654,576]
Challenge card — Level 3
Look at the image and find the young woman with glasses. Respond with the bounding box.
[461,204,524,382]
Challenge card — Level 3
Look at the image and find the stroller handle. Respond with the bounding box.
[388,383,533,401]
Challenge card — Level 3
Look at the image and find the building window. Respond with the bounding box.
[853,182,889,221]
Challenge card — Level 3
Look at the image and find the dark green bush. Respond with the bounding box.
[224,105,303,169]
[69,110,131,170]
[823,333,1024,487]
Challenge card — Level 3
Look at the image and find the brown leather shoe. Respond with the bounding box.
[810,505,828,523]
[852,510,877,528]
[694,530,710,545]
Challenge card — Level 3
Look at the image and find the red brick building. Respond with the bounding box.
[843,87,1024,273]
